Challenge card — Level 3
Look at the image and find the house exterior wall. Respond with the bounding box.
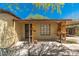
[21,21,66,42]
[15,21,25,41]
[20,21,59,42]
[32,22,58,41]
[0,13,19,48]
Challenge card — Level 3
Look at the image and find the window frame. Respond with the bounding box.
[40,24,50,36]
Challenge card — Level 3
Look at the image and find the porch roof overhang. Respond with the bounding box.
[14,19,72,24]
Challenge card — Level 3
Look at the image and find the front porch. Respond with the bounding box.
[15,20,67,43]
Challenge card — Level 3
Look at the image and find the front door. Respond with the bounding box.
[25,24,32,43]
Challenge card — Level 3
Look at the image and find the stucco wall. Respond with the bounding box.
[15,22,25,41]
[32,22,58,41]
[0,13,19,48]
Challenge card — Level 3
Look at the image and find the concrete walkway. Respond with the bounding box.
[63,44,79,50]
[66,36,79,39]
[66,37,79,43]
[65,37,79,50]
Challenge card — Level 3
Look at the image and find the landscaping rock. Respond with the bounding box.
[0,41,28,56]
[28,42,74,56]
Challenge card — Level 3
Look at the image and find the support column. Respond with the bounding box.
[61,21,66,43]
[57,21,66,43]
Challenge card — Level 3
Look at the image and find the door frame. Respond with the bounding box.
[25,23,32,43]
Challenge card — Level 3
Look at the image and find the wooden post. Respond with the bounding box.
[61,21,66,43]
[57,21,66,43]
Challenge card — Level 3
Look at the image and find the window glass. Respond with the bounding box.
[40,24,50,35]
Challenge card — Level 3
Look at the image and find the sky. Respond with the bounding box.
[0,3,79,20]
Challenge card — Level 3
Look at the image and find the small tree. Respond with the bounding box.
[33,3,64,14]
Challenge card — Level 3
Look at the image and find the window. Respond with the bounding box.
[40,24,50,35]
